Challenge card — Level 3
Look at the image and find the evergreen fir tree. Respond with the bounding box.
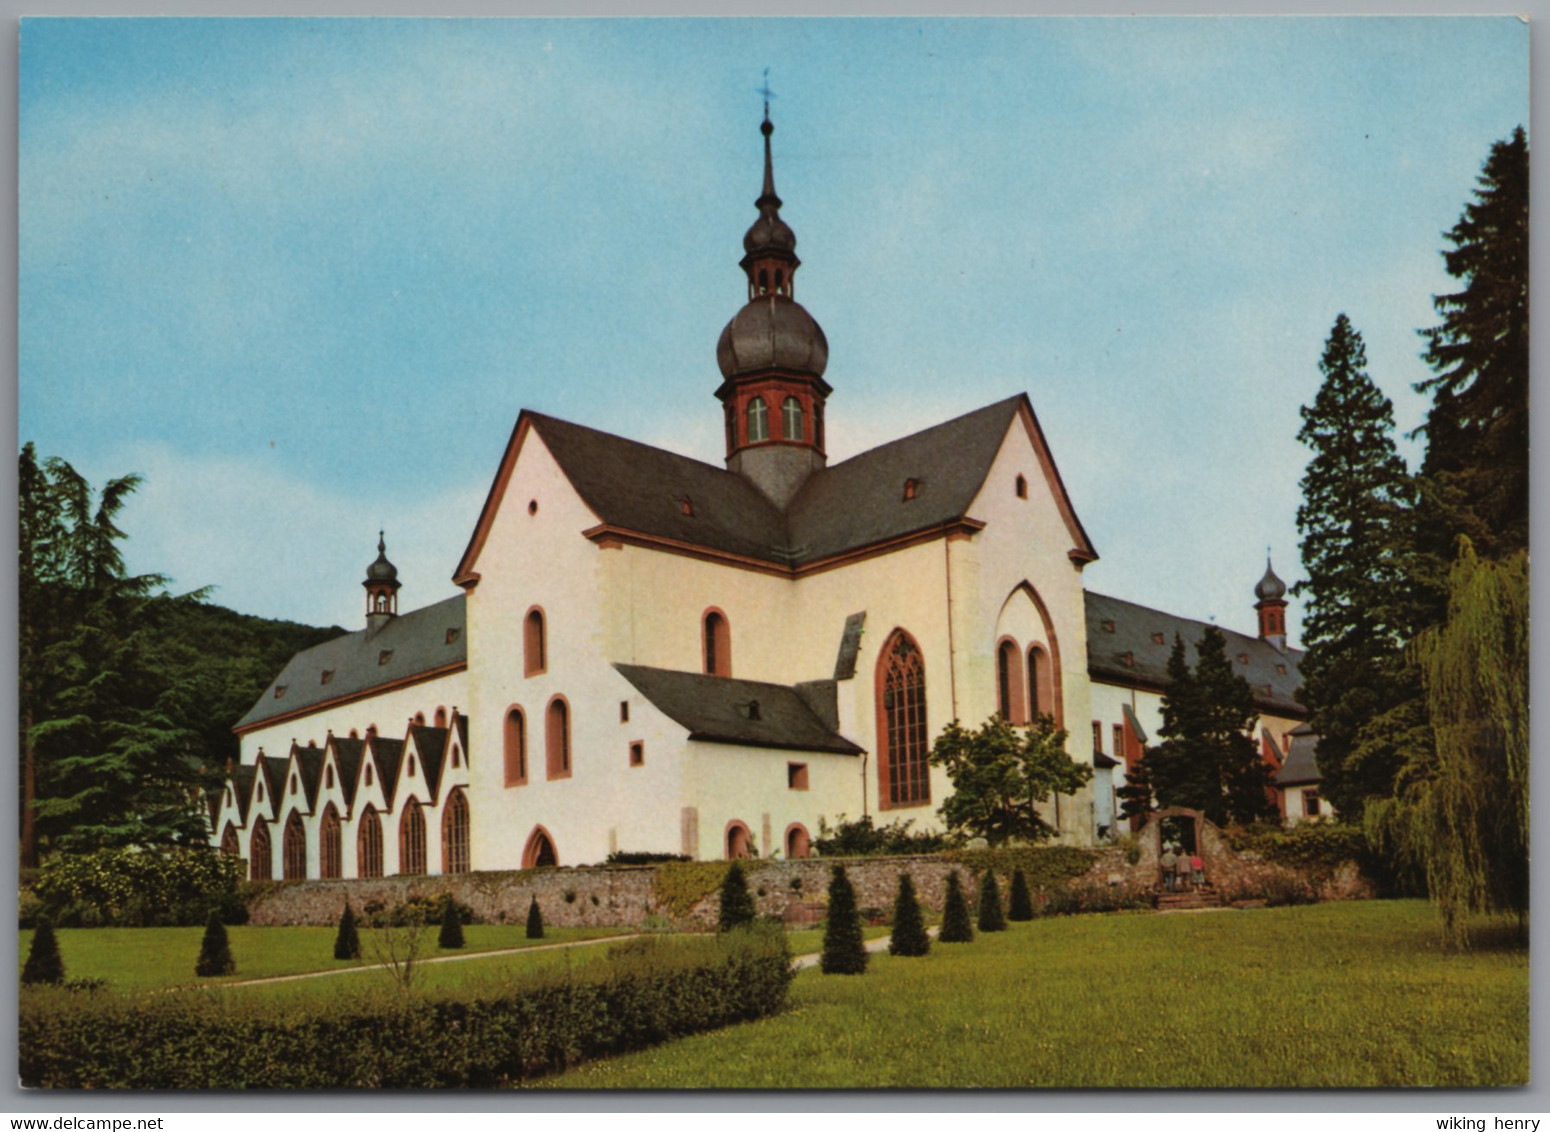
[887,873,930,957]
[977,870,1007,932]
[1295,314,1421,818]
[820,865,869,974]
[1149,629,1275,827]
[716,861,757,932]
[1114,748,1155,826]
[333,901,361,960]
[938,871,974,943]
[437,896,465,949]
[524,895,544,940]
[1007,868,1034,921]
[1415,128,1529,569]
[194,909,235,977]
[21,916,64,986]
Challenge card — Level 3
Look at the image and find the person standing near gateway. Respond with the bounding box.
[1160,844,1177,892]
[1191,852,1205,890]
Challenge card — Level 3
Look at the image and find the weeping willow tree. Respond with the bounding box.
[1367,539,1528,948]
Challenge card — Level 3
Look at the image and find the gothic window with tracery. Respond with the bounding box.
[878,631,930,808]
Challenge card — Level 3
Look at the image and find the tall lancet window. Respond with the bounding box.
[877,630,930,809]
[747,397,769,442]
[782,396,804,441]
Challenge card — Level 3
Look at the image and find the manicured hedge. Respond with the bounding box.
[27,848,247,928]
[20,928,793,1089]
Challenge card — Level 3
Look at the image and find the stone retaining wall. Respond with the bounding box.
[243,838,1372,928]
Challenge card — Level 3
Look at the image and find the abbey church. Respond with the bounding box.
[210,109,1322,882]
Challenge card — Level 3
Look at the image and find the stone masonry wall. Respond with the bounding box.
[243,839,1372,928]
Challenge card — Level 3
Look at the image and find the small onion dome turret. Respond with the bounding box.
[364,531,400,588]
[1255,558,1287,602]
[716,297,829,381]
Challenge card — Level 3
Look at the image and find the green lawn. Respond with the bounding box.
[18,924,628,992]
[548,900,1528,1089]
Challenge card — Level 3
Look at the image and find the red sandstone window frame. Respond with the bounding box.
[283,811,307,880]
[441,788,471,875]
[876,628,931,811]
[996,636,1027,724]
[504,706,527,786]
[787,762,809,790]
[219,824,239,857]
[1114,723,1125,760]
[1015,473,1028,499]
[629,741,645,767]
[702,608,732,677]
[357,805,383,878]
[319,804,343,880]
[545,695,572,780]
[524,606,547,677]
[1092,721,1103,754]
[249,820,272,881]
[399,799,427,876]
[522,825,558,868]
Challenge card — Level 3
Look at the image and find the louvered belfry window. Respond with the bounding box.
[879,631,929,808]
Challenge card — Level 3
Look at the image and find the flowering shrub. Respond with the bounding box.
[28,848,247,927]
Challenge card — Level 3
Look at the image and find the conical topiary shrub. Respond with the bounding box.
[978,870,1007,932]
[1008,868,1035,921]
[438,896,465,949]
[195,909,235,977]
[21,916,64,986]
[718,861,757,932]
[334,901,361,960]
[525,895,544,940]
[820,865,869,974]
[888,874,930,957]
[938,871,974,943]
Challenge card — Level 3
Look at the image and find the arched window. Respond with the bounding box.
[364,763,374,787]
[524,607,547,676]
[442,789,470,875]
[726,821,753,860]
[325,764,334,789]
[877,630,930,809]
[785,823,811,859]
[434,706,447,728]
[703,609,731,677]
[249,820,271,881]
[746,397,769,442]
[399,800,427,876]
[319,804,343,880]
[1015,474,1028,499]
[357,806,383,878]
[546,697,571,779]
[220,824,239,857]
[1028,644,1053,721]
[782,396,804,441]
[522,825,558,869]
[996,638,1026,724]
[283,811,307,880]
[414,712,426,726]
[504,707,527,786]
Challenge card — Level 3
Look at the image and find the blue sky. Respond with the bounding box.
[19,17,1529,638]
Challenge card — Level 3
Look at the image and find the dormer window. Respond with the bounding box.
[746,397,769,442]
[1102,620,1115,634]
[274,685,287,699]
[902,478,919,501]
[446,628,460,645]
[321,669,334,685]
[1238,653,1250,665]
[746,700,761,721]
[378,650,393,666]
[1152,632,1165,645]
[680,496,694,516]
[1122,651,1135,667]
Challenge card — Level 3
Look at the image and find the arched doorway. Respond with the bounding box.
[726,821,753,860]
[522,825,558,869]
[785,823,811,859]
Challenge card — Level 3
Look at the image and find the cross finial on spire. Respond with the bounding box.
[758,68,776,121]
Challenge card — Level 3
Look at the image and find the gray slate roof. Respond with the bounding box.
[614,663,864,755]
[518,395,1045,569]
[236,595,466,731]
[1085,591,1306,717]
[1275,723,1323,786]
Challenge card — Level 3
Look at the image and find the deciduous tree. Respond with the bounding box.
[931,715,1091,844]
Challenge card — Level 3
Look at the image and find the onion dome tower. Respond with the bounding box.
[716,100,831,508]
[363,531,401,634]
[1254,556,1288,651]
